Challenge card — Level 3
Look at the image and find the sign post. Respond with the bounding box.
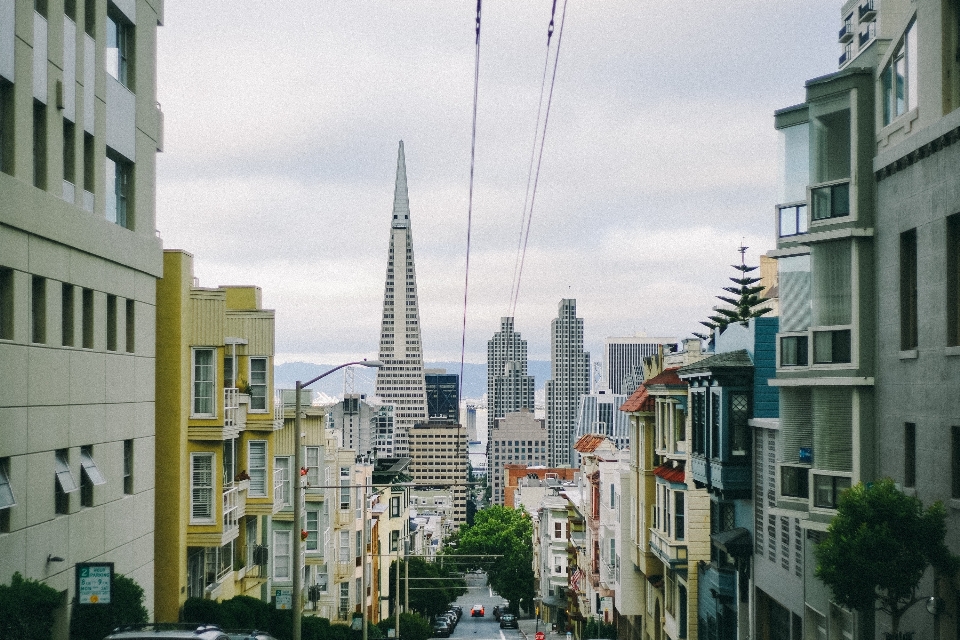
[76,562,114,605]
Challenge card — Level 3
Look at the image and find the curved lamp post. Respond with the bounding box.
[292,360,383,640]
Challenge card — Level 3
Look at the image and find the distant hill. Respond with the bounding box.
[275,360,551,401]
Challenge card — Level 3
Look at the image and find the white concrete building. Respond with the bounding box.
[546,299,591,468]
[0,0,163,634]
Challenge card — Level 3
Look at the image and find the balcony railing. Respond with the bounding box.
[273,467,285,507]
[649,529,688,567]
[273,390,285,429]
[223,485,240,533]
[838,23,852,43]
[858,0,876,22]
[224,387,239,430]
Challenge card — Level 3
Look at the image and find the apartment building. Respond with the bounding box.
[0,0,162,635]
[489,409,547,505]
[154,249,284,620]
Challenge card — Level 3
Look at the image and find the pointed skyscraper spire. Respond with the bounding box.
[375,141,427,457]
[393,141,410,229]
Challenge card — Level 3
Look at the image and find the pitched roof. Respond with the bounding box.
[574,434,608,453]
[652,463,685,484]
[677,349,753,376]
[620,385,653,413]
[642,367,684,387]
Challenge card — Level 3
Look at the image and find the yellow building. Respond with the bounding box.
[155,249,284,621]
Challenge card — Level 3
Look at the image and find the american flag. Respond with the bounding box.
[569,567,584,592]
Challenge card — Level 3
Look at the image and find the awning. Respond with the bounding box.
[711,527,752,558]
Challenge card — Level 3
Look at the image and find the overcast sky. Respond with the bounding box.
[156,2,839,366]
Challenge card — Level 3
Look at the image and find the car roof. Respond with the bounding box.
[105,624,230,640]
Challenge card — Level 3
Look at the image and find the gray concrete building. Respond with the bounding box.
[486,316,535,441]
[374,141,428,457]
[602,335,677,395]
[0,0,163,634]
[489,409,547,505]
[546,299,590,468]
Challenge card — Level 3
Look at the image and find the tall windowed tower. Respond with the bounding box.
[545,299,591,467]
[374,141,427,456]
[486,317,535,439]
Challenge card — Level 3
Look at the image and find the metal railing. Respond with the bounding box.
[224,387,239,430]
[273,390,285,429]
[223,486,240,533]
[274,467,285,507]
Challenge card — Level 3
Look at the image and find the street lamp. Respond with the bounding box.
[292,360,382,640]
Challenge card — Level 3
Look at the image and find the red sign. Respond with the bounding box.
[536,632,545,640]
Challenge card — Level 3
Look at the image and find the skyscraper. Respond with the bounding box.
[602,335,677,394]
[374,142,427,456]
[486,317,535,441]
[425,370,460,423]
[545,299,591,467]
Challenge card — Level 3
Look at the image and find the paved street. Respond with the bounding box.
[442,573,567,640]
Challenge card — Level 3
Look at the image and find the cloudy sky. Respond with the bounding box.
[156,2,839,366]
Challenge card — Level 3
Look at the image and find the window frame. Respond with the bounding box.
[900,229,918,350]
[104,151,131,228]
[273,529,292,581]
[105,6,133,89]
[190,452,215,524]
[248,440,268,498]
[79,445,106,507]
[191,348,216,418]
[249,357,268,412]
[0,457,16,510]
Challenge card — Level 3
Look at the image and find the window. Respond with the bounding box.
[55,449,78,514]
[222,439,235,486]
[123,439,133,494]
[105,152,130,227]
[901,229,918,349]
[780,335,808,366]
[63,119,76,189]
[191,348,215,416]
[31,276,46,344]
[781,465,810,499]
[948,214,960,346]
[904,423,916,489]
[83,0,94,35]
[339,530,350,563]
[248,441,267,497]
[554,521,563,539]
[125,299,134,352]
[275,456,290,506]
[106,8,132,88]
[340,468,350,509]
[390,496,401,518]
[306,509,319,551]
[0,80,13,176]
[223,356,234,389]
[778,204,808,237]
[674,491,684,541]
[813,330,851,364]
[273,530,291,580]
[882,20,918,126]
[0,457,16,511]
[190,453,214,523]
[64,0,75,20]
[339,581,350,614]
[33,101,46,189]
[61,284,74,346]
[250,357,267,411]
[811,182,850,221]
[35,0,48,17]
[304,447,319,488]
[82,132,94,208]
[79,446,106,507]
[81,288,93,348]
[730,393,749,455]
[390,530,399,552]
[813,474,851,509]
[106,294,117,351]
[0,268,11,340]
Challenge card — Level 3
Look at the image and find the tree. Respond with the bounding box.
[376,611,432,640]
[70,573,149,640]
[386,556,466,618]
[452,506,534,614]
[695,246,771,340]
[815,479,960,637]
[0,572,61,640]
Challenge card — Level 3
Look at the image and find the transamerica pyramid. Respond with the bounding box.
[374,141,428,456]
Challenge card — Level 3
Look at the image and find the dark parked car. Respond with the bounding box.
[432,620,452,638]
[499,614,519,630]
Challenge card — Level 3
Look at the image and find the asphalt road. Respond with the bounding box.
[442,572,521,640]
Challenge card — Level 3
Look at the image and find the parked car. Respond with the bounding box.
[499,614,519,630]
[433,620,452,638]
[438,613,456,631]
[104,624,229,640]
[225,632,278,640]
[471,604,485,617]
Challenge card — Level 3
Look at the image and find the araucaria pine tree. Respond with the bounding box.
[696,246,771,339]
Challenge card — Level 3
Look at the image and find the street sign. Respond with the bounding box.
[76,562,113,605]
[275,588,292,610]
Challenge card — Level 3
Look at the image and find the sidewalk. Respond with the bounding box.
[518,616,570,640]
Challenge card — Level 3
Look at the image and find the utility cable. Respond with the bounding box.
[510,0,569,319]
[459,0,482,399]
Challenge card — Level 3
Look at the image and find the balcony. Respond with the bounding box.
[858,30,872,47]
[224,387,239,431]
[273,390,285,429]
[858,0,876,22]
[838,23,853,43]
[273,467,285,513]
[839,50,849,66]
[223,485,240,535]
[691,455,752,494]
[189,388,242,440]
[649,529,687,569]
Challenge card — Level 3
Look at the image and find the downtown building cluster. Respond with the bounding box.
[0,2,466,632]
[510,1,960,639]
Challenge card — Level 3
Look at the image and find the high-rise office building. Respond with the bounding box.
[408,422,468,526]
[602,335,677,394]
[374,141,427,456]
[425,370,459,423]
[545,299,591,467]
[486,317,535,441]
[489,409,548,505]
[575,390,630,451]
[0,1,162,633]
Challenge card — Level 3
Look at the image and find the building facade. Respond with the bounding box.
[602,336,677,395]
[374,141,427,457]
[575,390,631,451]
[0,1,162,634]
[407,422,467,527]
[425,370,459,423]
[154,250,284,620]
[489,409,548,505]
[486,316,535,441]
[546,299,591,468]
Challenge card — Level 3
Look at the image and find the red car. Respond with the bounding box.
[471,604,485,617]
